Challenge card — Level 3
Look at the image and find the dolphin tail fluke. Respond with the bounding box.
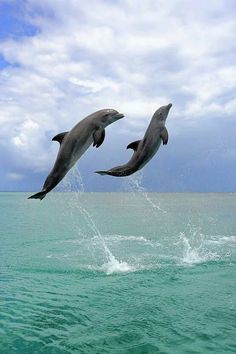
[95,170,109,176]
[28,190,47,200]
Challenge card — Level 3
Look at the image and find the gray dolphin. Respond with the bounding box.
[28,109,124,200]
[96,103,172,177]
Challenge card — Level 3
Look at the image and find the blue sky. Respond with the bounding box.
[0,0,236,192]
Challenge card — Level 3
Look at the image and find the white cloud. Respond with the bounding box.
[7,172,25,181]
[0,0,236,174]
[69,77,121,93]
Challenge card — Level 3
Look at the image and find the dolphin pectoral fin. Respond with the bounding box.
[52,132,68,144]
[160,127,168,145]
[127,140,141,151]
[93,127,105,148]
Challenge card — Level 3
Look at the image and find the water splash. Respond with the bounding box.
[176,225,219,265]
[101,255,135,275]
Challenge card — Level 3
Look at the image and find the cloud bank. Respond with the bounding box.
[0,0,235,191]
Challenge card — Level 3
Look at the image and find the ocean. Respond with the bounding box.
[0,180,235,353]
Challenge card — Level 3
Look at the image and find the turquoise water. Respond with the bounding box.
[0,188,236,352]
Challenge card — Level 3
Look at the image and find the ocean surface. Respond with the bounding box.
[0,181,236,353]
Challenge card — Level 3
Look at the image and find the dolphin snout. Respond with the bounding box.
[165,103,172,114]
[114,113,125,119]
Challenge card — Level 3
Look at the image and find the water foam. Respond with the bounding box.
[205,235,236,245]
[92,234,157,247]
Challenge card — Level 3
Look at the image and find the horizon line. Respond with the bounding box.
[0,191,235,194]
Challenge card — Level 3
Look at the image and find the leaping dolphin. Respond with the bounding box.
[28,109,124,200]
[96,104,172,177]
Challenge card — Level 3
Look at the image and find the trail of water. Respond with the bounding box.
[56,165,132,273]
[122,171,167,213]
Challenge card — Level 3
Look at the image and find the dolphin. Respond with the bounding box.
[28,109,124,200]
[96,103,172,177]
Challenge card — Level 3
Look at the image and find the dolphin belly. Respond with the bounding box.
[45,136,93,190]
[28,135,93,199]
[138,139,161,169]
[68,136,93,169]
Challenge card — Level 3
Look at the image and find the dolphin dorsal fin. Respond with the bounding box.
[52,131,68,144]
[127,140,141,151]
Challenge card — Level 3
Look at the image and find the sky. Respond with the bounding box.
[0,0,235,192]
